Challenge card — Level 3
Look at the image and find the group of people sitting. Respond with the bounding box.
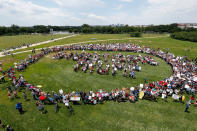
[52,51,158,78]
[1,42,196,114]
[60,43,196,89]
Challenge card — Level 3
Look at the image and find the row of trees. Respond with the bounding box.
[171,31,197,42]
[47,23,197,34]
[67,24,142,34]
[0,25,50,35]
[0,23,197,36]
[130,32,142,37]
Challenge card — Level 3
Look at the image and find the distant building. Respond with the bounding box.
[110,24,125,27]
[133,24,153,28]
[50,28,70,35]
[178,23,197,29]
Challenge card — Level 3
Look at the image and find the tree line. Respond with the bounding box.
[0,23,196,36]
[171,31,197,42]
[0,25,50,35]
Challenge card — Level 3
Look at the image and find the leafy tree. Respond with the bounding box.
[130,32,142,37]
[171,31,197,42]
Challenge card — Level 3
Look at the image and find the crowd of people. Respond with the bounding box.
[2,43,196,117]
[2,43,32,56]
[52,51,158,77]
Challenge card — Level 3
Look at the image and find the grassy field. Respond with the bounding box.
[11,34,131,52]
[0,34,197,131]
[11,34,197,60]
[0,34,69,50]
[12,34,167,52]
[22,51,172,92]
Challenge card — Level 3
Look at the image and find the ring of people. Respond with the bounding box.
[5,43,197,114]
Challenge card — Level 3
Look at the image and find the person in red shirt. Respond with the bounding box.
[190,96,195,104]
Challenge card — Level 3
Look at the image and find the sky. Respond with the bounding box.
[0,0,197,26]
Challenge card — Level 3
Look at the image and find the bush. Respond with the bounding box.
[171,31,197,42]
[130,32,142,37]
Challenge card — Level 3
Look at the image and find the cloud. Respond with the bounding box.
[115,4,124,10]
[0,0,197,26]
[87,14,106,21]
[94,0,197,25]
[142,0,197,24]
[52,0,105,8]
[120,0,134,2]
[0,0,75,26]
[108,0,197,25]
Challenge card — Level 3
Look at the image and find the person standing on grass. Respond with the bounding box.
[38,103,46,114]
[144,78,147,83]
[13,90,17,98]
[190,95,195,104]
[32,48,36,54]
[131,71,135,79]
[55,102,59,113]
[23,92,27,101]
[32,91,36,100]
[8,91,12,100]
[16,102,23,114]
[185,101,191,113]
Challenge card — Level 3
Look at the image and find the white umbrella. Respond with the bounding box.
[37,85,42,88]
[185,85,189,89]
[59,89,63,94]
[130,87,135,91]
[140,84,143,88]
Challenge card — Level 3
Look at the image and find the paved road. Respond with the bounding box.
[0,35,169,58]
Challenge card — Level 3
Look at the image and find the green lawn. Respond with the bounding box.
[11,34,131,53]
[0,51,35,70]
[22,51,172,92]
[0,34,69,50]
[0,34,197,131]
[10,34,197,60]
[1,51,197,131]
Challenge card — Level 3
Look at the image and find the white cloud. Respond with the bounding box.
[76,13,107,25]
[120,0,133,2]
[0,0,197,26]
[52,0,105,8]
[108,0,197,25]
[115,4,124,10]
[142,0,197,24]
[0,0,76,26]
[95,0,197,25]
[87,14,106,21]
